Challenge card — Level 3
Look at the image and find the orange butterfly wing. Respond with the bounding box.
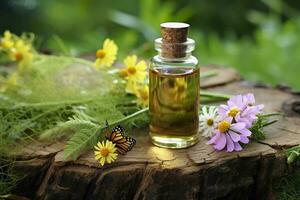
[105,124,136,155]
[115,136,136,154]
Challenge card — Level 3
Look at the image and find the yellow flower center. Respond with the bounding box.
[120,69,128,77]
[15,52,23,61]
[227,107,240,118]
[100,147,109,157]
[96,49,106,59]
[127,66,136,75]
[207,118,214,126]
[218,121,231,133]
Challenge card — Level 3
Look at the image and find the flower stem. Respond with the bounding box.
[262,119,278,127]
[200,71,218,79]
[260,113,283,118]
[108,107,149,126]
[201,91,231,100]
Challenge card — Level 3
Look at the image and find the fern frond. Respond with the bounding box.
[72,106,98,123]
[63,126,104,160]
[39,117,98,140]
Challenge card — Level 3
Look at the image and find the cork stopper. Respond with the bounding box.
[160,22,189,58]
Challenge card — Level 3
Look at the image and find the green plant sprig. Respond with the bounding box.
[250,113,282,141]
[286,145,300,164]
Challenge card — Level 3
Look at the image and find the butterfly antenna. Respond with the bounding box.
[105,120,109,128]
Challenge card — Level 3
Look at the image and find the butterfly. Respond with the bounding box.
[104,121,136,155]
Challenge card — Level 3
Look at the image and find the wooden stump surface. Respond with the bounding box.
[7,66,300,200]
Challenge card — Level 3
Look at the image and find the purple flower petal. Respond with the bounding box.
[239,128,252,137]
[231,122,246,131]
[218,105,228,116]
[235,115,253,128]
[240,136,249,144]
[225,134,234,152]
[235,95,245,109]
[243,93,255,105]
[243,107,254,115]
[228,94,245,109]
[227,99,234,108]
[214,133,226,150]
[240,136,250,144]
[223,117,233,123]
[245,106,260,116]
[234,142,243,151]
[258,104,264,110]
[207,132,220,145]
[228,130,240,142]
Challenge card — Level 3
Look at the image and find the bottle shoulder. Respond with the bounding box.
[151,55,198,67]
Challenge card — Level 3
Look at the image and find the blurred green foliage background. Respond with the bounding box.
[0,0,299,90]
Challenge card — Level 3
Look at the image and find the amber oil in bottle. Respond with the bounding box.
[149,22,200,148]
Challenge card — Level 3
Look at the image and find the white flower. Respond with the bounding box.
[199,106,219,138]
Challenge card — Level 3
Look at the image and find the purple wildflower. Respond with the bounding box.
[243,93,264,112]
[207,118,251,152]
[218,93,264,128]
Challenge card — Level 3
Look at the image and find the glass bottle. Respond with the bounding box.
[149,22,200,148]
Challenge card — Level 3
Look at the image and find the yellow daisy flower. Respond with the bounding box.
[9,39,34,67]
[94,140,118,166]
[125,79,138,94]
[135,84,149,108]
[122,55,147,82]
[0,30,14,50]
[94,38,118,69]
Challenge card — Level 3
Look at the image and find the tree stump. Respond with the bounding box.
[6,66,300,200]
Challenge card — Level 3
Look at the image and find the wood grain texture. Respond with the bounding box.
[6,66,300,200]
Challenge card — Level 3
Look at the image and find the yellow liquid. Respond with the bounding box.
[149,67,200,148]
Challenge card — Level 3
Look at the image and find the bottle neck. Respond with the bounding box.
[154,38,195,61]
[157,52,193,62]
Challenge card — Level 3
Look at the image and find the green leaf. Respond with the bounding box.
[63,126,104,160]
[285,145,300,164]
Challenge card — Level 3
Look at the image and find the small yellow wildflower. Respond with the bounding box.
[9,39,34,67]
[94,39,118,69]
[125,79,138,94]
[122,55,147,82]
[94,140,118,166]
[0,31,14,49]
[135,85,149,108]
